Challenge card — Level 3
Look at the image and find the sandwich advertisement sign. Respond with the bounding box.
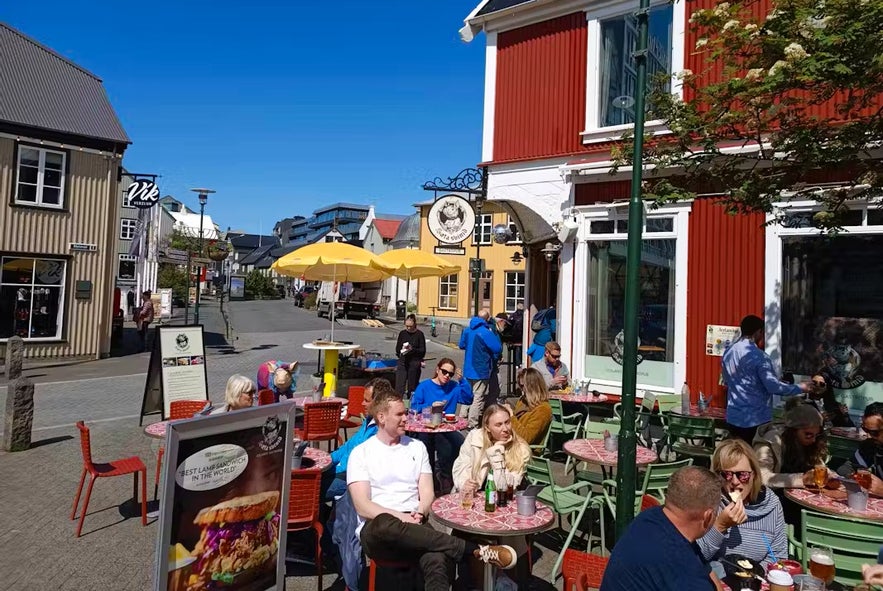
[154,404,295,591]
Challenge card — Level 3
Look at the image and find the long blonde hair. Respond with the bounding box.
[520,367,549,409]
[477,404,531,477]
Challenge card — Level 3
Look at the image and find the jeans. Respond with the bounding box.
[321,470,348,502]
[360,513,467,591]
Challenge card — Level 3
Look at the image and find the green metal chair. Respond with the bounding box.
[648,393,681,413]
[662,414,716,464]
[800,508,883,587]
[826,435,861,469]
[529,421,552,457]
[547,398,582,455]
[638,458,693,503]
[526,457,599,581]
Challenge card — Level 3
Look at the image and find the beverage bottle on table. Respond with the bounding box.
[484,470,497,513]
[681,382,691,413]
[495,468,509,507]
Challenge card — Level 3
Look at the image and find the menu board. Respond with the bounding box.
[706,324,740,356]
[154,404,294,591]
[140,325,209,423]
[159,288,173,320]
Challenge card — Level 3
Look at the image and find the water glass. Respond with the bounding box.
[421,408,431,424]
[459,489,474,510]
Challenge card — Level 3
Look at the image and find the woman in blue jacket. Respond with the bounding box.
[411,358,473,492]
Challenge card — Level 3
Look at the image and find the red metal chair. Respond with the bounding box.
[640,494,660,512]
[561,549,609,591]
[155,400,209,497]
[71,421,147,537]
[295,401,343,451]
[257,389,276,406]
[287,469,323,591]
[339,386,367,442]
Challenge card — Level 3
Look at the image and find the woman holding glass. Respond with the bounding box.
[753,399,836,488]
[698,439,788,572]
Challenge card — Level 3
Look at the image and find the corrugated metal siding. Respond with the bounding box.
[494,13,588,161]
[0,137,119,358]
[574,180,632,205]
[685,198,765,407]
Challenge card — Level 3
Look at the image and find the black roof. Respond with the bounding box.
[229,234,278,250]
[476,0,534,17]
[238,244,274,266]
[0,22,129,144]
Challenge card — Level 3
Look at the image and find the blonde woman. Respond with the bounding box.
[211,375,257,413]
[510,367,552,446]
[697,438,787,570]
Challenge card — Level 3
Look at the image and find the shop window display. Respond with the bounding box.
[0,257,65,340]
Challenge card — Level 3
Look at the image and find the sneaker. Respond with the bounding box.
[477,544,517,570]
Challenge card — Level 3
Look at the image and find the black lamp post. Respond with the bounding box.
[190,187,215,326]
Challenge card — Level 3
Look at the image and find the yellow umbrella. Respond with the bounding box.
[377,249,461,279]
[272,241,394,282]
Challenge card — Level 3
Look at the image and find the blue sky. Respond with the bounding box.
[5,1,486,234]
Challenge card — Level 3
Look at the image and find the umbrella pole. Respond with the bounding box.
[330,264,336,343]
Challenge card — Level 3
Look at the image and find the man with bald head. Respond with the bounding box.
[601,466,725,591]
[458,307,502,429]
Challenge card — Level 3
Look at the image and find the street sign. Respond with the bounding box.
[434,246,466,256]
[127,180,160,209]
[70,242,97,252]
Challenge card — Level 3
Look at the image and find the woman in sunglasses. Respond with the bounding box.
[698,438,787,571]
[410,358,473,491]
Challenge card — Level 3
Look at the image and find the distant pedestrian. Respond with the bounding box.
[126,289,135,319]
[395,314,425,396]
[459,308,502,429]
[137,290,155,352]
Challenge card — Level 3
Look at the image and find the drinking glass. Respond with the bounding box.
[813,465,828,490]
[807,546,835,584]
[421,407,431,424]
[460,489,474,510]
[854,470,873,489]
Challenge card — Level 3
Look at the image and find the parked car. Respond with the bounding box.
[294,285,316,307]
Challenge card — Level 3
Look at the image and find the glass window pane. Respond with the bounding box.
[119,260,135,280]
[17,184,37,202]
[29,286,62,338]
[599,4,673,127]
[646,217,674,233]
[2,258,34,284]
[590,220,615,233]
[44,169,61,188]
[0,286,30,338]
[44,151,64,169]
[839,209,863,227]
[33,259,64,285]
[41,187,61,205]
[869,208,883,226]
[19,166,38,184]
[616,219,628,233]
[20,148,39,167]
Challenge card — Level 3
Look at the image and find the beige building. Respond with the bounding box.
[0,23,130,359]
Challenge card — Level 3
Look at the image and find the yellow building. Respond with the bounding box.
[416,201,525,318]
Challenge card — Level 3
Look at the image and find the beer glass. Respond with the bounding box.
[460,489,474,510]
[813,465,828,490]
[808,546,835,584]
[854,470,873,489]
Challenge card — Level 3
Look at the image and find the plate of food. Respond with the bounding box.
[721,553,764,591]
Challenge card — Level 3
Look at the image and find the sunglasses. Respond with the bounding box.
[719,470,753,483]
[439,369,455,377]
[548,354,561,360]
[812,380,826,387]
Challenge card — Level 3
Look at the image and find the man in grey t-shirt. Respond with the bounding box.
[533,341,569,390]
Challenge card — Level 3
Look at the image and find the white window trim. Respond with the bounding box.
[764,199,883,373]
[122,188,136,208]
[506,216,523,244]
[120,219,137,240]
[0,256,67,342]
[473,213,493,246]
[569,202,690,395]
[504,271,525,313]
[438,273,459,311]
[581,0,685,144]
[14,145,66,209]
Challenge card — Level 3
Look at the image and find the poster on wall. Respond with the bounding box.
[154,404,294,591]
[230,276,246,300]
[140,325,209,423]
[705,325,740,356]
[159,288,173,320]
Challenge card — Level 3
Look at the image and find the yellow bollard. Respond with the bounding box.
[322,350,338,397]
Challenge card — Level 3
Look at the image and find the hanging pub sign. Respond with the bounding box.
[427,194,476,244]
[153,404,295,591]
[128,179,160,209]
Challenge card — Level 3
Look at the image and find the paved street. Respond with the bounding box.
[0,298,571,590]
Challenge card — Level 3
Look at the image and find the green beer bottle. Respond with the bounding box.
[484,469,497,513]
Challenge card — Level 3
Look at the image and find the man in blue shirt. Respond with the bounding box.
[601,466,725,591]
[722,315,808,443]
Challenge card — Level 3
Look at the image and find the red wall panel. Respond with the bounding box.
[574,180,632,205]
[494,13,588,161]
[685,199,766,407]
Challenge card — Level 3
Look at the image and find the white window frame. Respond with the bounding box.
[504,271,525,312]
[0,256,67,341]
[118,254,137,280]
[438,273,459,311]
[568,201,691,394]
[14,145,67,208]
[473,213,493,246]
[764,198,883,372]
[120,219,137,240]
[581,0,685,144]
[122,186,135,208]
[506,216,523,244]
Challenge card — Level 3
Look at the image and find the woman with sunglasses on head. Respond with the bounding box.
[698,439,787,572]
[509,367,552,446]
[410,358,473,492]
[753,398,837,488]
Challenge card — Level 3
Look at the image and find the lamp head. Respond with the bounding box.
[190,187,216,206]
[541,241,561,262]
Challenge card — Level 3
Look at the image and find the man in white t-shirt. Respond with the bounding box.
[348,391,516,590]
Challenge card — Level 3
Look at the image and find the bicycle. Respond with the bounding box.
[429,306,438,338]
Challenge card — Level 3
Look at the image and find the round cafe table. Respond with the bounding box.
[785,487,883,521]
[564,438,658,480]
[405,416,468,433]
[294,395,347,408]
[829,426,868,441]
[144,420,170,439]
[430,493,554,591]
[549,392,611,404]
[303,342,359,397]
[293,447,333,472]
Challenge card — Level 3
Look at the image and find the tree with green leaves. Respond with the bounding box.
[612,0,883,230]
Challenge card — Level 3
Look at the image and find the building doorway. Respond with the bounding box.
[470,271,493,312]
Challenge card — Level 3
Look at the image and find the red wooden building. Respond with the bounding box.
[460,0,883,414]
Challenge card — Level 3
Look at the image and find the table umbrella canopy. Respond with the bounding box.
[271,242,394,282]
[377,248,461,279]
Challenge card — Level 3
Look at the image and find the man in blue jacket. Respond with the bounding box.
[459,308,503,429]
[321,377,393,501]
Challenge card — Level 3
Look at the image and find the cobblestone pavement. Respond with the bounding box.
[0,298,565,590]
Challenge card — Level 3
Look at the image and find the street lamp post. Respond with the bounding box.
[614,0,650,538]
[190,187,215,326]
